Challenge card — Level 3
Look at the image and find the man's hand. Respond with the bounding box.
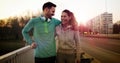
[30,42,37,49]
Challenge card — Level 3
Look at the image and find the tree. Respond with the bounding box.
[0,20,6,27]
[113,23,119,34]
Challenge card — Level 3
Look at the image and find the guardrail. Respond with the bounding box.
[82,34,120,39]
[0,45,34,63]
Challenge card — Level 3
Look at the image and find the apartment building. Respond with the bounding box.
[87,12,113,34]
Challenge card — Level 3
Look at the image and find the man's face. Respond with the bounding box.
[46,7,55,18]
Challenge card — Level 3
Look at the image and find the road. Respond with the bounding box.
[80,36,120,63]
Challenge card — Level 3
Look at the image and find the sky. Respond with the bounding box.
[0,0,120,24]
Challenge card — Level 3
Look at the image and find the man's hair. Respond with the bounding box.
[42,2,56,11]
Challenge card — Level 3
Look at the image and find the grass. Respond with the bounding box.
[0,40,26,56]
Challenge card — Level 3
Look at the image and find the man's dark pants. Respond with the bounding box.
[35,56,56,63]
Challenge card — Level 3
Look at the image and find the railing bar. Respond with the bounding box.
[0,45,34,63]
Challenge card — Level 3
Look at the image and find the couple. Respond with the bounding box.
[22,2,81,63]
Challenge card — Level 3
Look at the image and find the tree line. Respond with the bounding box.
[0,15,37,40]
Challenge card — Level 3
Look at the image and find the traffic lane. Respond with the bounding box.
[80,37,120,54]
[80,37,120,63]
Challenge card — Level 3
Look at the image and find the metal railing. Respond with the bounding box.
[0,45,34,63]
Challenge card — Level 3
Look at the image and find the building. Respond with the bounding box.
[87,12,113,34]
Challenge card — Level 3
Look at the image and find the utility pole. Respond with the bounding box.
[105,0,108,34]
[105,0,107,12]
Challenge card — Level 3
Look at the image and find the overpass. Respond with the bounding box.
[1,34,120,63]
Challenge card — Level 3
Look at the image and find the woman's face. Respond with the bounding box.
[61,12,70,25]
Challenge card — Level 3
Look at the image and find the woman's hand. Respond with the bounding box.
[76,58,81,63]
[76,53,81,63]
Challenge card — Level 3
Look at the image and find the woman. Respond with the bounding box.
[56,9,81,63]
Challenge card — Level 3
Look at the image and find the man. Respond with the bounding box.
[22,2,61,63]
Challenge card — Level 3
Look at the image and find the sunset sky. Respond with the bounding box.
[0,0,120,24]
